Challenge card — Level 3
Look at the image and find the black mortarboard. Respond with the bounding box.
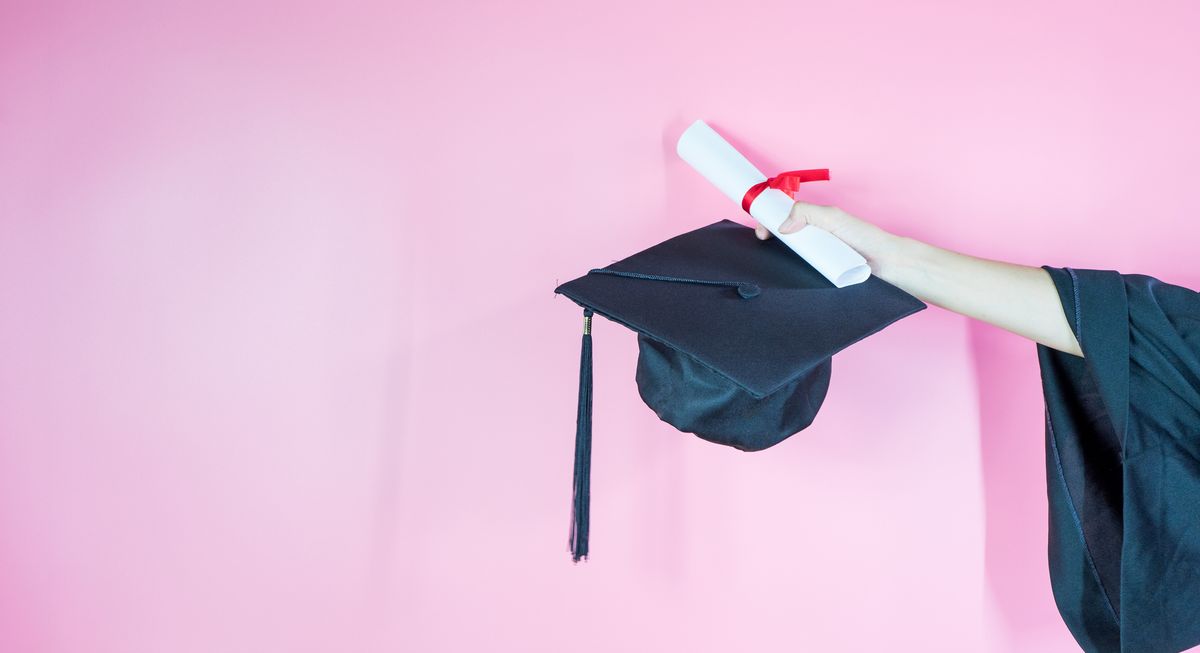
[555,219,926,561]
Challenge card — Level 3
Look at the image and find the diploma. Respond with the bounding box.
[676,120,871,288]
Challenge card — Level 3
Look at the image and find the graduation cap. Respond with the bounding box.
[555,219,926,561]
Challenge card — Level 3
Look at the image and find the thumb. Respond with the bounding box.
[780,201,837,234]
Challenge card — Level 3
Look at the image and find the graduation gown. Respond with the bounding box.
[1038,266,1200,653]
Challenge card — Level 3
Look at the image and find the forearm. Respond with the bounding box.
[781,203,1083,357]
[870,234,1083,357]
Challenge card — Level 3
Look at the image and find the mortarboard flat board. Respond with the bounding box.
[555,219,926,562]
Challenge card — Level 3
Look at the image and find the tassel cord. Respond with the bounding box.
[587,268,760,299]
[569,308,594,562]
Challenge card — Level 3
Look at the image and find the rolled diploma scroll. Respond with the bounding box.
[676,120,871,288]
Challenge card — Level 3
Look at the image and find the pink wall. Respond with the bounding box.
[3,1,1199,651]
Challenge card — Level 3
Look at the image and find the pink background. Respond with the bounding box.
[3,1,1199,651]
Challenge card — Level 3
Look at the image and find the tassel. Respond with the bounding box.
[569,308,594,562]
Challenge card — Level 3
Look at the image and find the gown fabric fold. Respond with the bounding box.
[1038,266,1200,653]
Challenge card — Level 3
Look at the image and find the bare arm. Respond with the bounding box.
[759,202,1083,357]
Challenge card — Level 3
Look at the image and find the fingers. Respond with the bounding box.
[780,201,840,234]
[758,202,845,239]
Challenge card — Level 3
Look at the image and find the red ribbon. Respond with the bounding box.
[740,169,830,214]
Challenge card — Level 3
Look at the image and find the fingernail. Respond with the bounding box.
[779,216,797,233]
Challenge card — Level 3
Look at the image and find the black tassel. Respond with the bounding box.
[569,308,594,562]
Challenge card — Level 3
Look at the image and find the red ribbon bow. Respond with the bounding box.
[741,169,830,214]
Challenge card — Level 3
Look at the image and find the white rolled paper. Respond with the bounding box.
[676,120,871,288]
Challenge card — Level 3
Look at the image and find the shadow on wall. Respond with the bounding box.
[968,319,1073,648]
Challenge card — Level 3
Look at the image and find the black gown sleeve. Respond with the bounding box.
[1037,266,1200,653]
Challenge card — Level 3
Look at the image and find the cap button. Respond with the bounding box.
[737,283,761,299]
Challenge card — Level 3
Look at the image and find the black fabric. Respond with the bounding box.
[634,333,831,452]
[556,220,926,401]
[554,219,925,560]
[1038,266,1200,653]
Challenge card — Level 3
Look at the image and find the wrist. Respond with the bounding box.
[867,233,919,286]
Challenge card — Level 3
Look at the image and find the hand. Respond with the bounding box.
[755,201,900,276]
